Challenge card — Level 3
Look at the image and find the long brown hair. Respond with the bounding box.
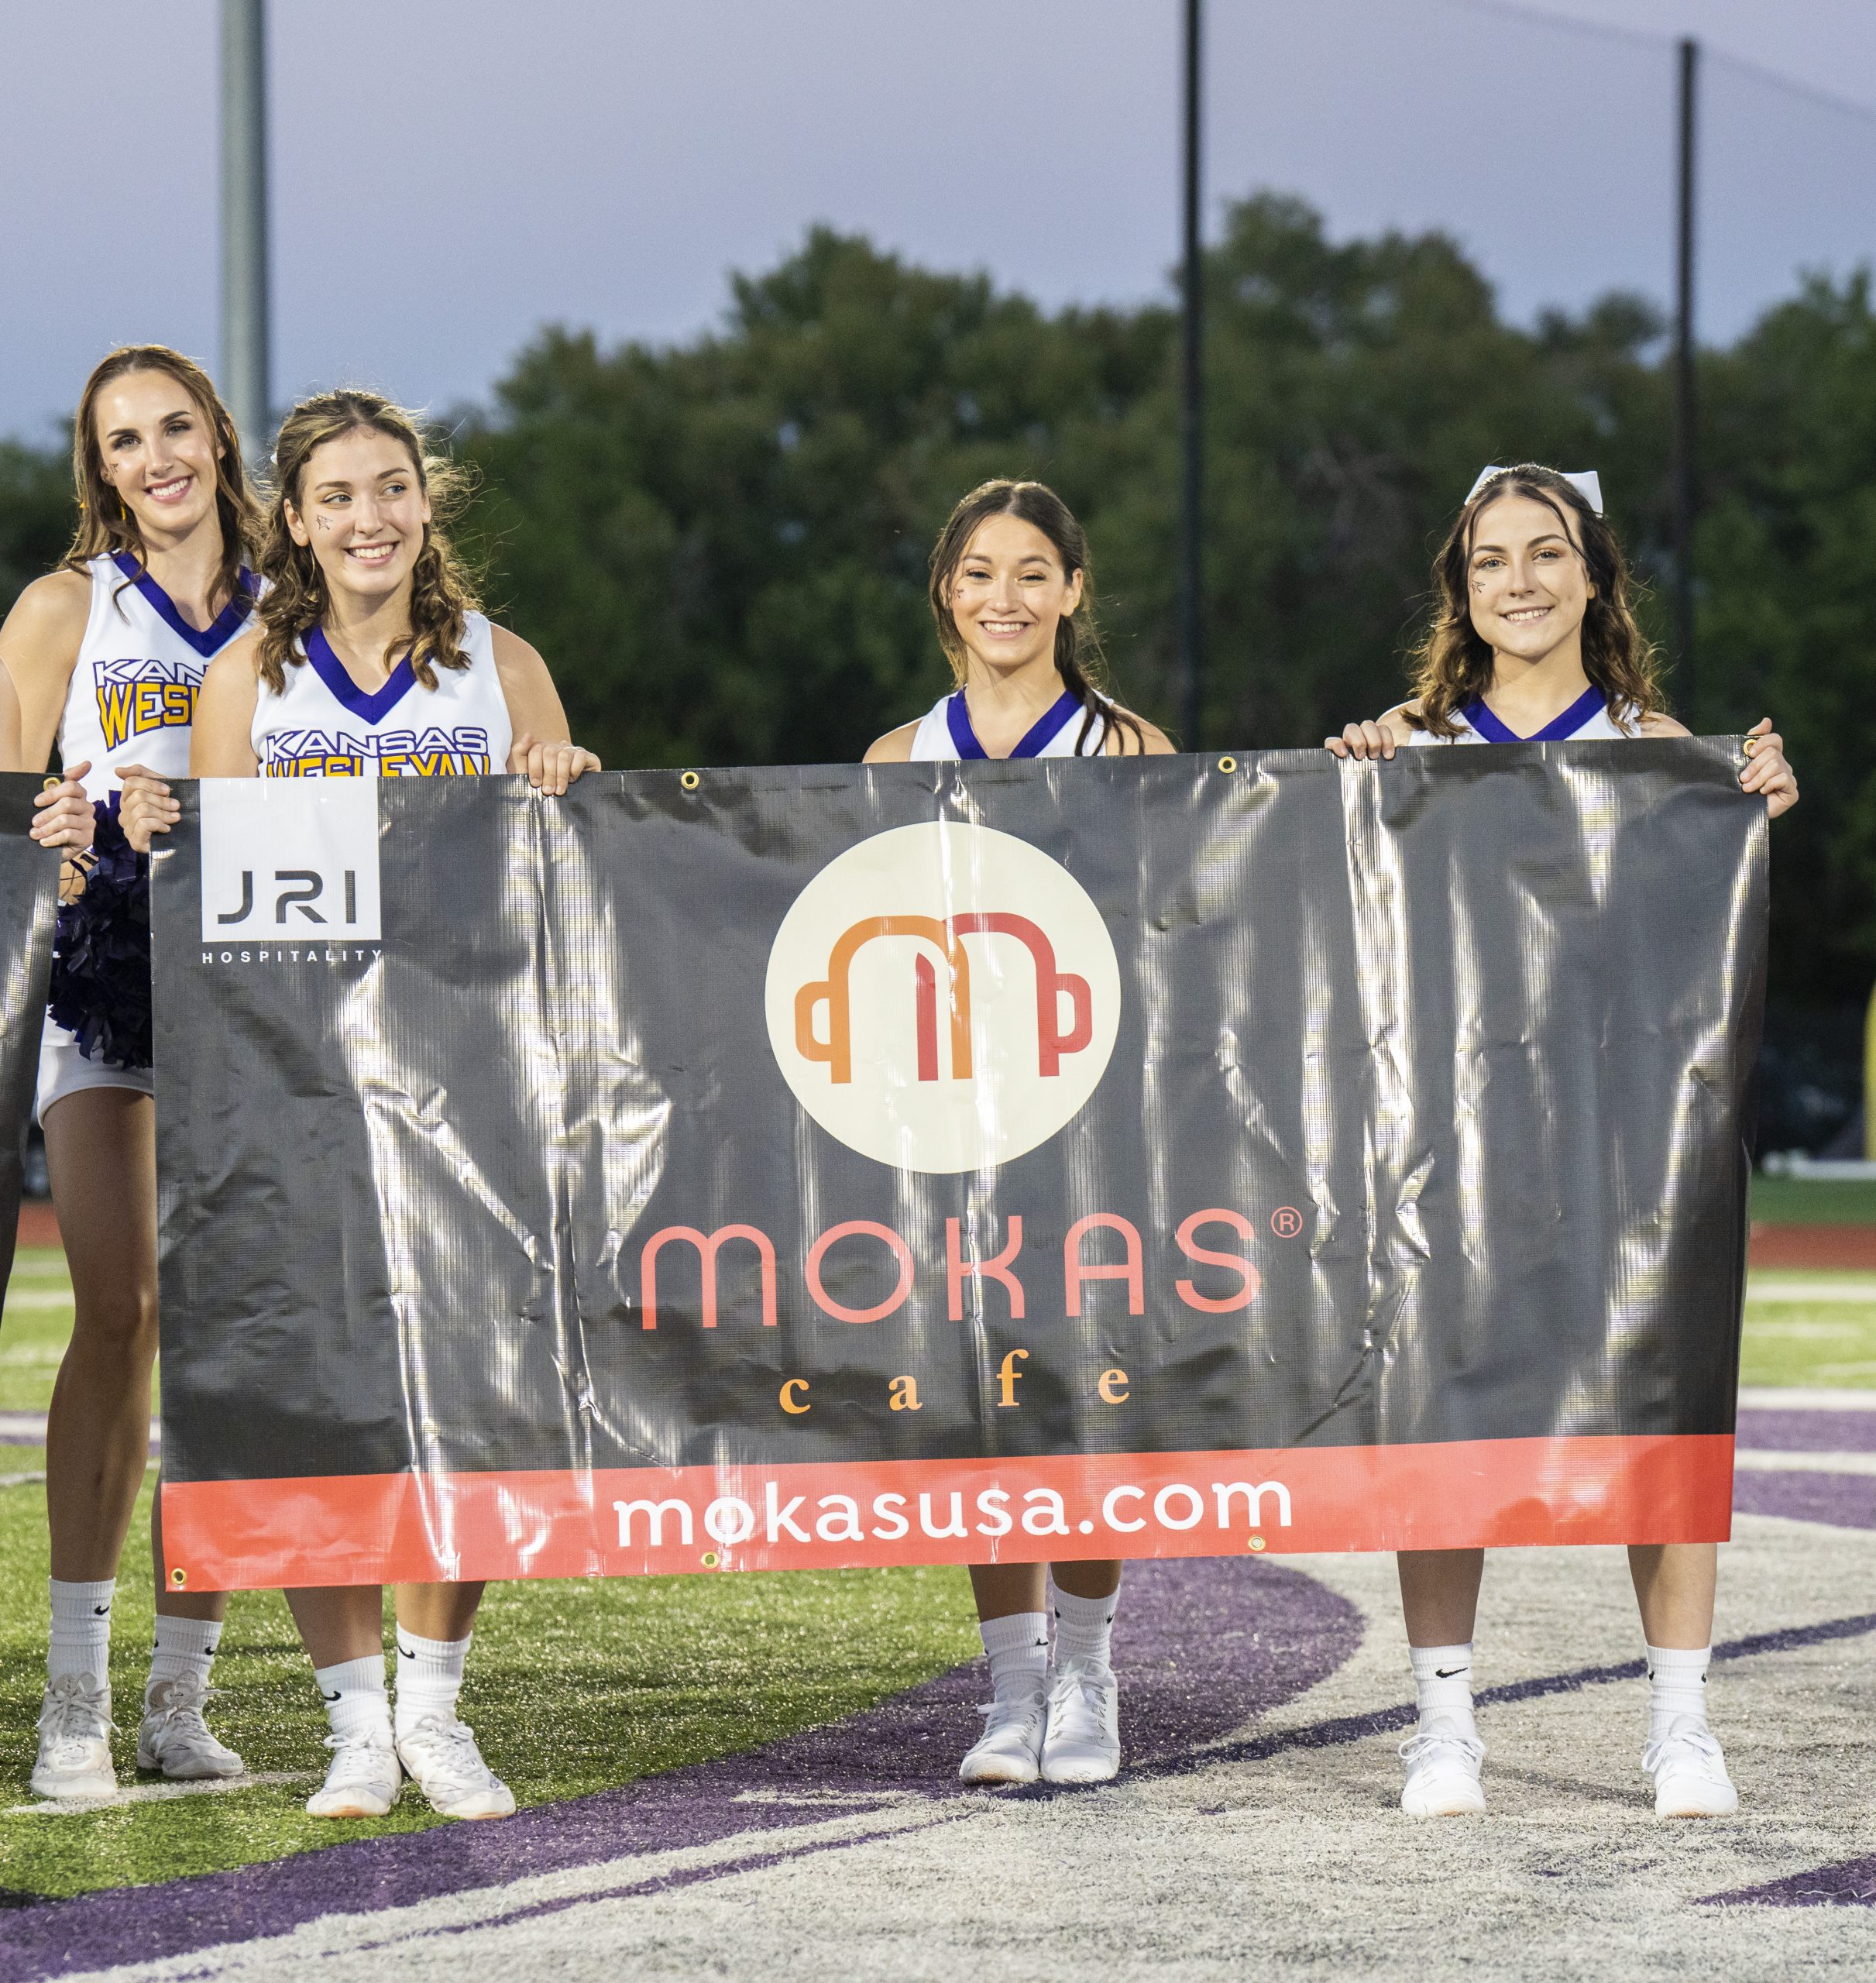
[256,389,479,695]
[1407,463,1662,735]
[927,479,1145,755]
[63,345,259,612]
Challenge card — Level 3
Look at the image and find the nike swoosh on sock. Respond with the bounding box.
[1434,1667,1469,1679]
[322,1690,342,1701]
[93,1605,112,1617]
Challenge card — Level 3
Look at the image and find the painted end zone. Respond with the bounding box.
[160,1435,1733,1589]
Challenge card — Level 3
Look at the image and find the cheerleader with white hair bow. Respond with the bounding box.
[1327,463,1795,1824]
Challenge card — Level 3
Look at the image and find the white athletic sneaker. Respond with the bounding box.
[396,1715,516,1820]
[1399,1725,1486,1816]
[306,1732,402,1819]
[32,1674,117,1800]
[1039,1661,1121,1785]
[959,1689,1048,1785]
[137,1677,244,1780]
[1644,1722,1739,1818]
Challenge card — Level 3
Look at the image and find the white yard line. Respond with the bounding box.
[1,1289,74,1311]
[1737,1385,1876,1411]
[1746,1280,1876,1303]
[1732,1448,1876,1476]
[6,1772,310,1817]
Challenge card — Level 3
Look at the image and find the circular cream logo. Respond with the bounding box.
[764,822,1122,1174]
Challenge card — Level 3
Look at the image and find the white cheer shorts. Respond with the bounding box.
[36,1014,153,1125]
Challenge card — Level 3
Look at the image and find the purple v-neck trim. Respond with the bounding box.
[1462,683,1606,743]
[303,624,418,725]
[111,552,255,657]
[944,689,1082,761]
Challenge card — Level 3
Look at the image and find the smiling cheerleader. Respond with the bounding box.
[868,479,1170,1788]
[125,387,598,1823]
[1328,463,1797,1822]
[0,347,263,1800]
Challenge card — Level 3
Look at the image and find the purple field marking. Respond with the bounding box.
[1731,1472,1876,1529]
[1702,1854,1876,1908]
[0,1556,1362,1981]
[1736,1408,1876,1454]
[342,1809,985,1957]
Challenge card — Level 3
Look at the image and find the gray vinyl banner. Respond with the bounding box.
[151,744,1766,1592]
[1,776,58,1297]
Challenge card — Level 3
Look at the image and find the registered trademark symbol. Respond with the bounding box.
[1270,1206,1304,1239]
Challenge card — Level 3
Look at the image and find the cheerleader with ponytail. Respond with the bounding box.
[868,480,1170,1788]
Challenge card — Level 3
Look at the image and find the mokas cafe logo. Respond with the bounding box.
[763,823,1122,1174]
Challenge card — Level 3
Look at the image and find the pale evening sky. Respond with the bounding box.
[3,0,1874,440]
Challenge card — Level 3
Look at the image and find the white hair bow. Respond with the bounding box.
[1466,466,1603,515]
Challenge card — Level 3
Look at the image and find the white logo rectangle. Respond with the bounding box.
[199,780,382,943]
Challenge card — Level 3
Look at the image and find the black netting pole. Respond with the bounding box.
[1179,0,1205,750]
[1672,35,1699,723]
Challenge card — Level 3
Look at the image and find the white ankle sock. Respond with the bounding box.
[147,1616,221,1703]
[314,1655,390,1747]
[393,1631,471,1737]
[1052,1586,1118,1671]
[1645,1644,1710,1740]
[1410,1642,1476,1737]
[49,1578,115,1687]
[978,1612,1048,1699]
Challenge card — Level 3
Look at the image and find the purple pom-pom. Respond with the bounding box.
[46,798,152,1071]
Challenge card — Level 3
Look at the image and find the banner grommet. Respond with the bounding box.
[1217,756,1238,774]
[680,771,701,792]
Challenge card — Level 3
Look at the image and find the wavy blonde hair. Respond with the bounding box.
[64,345,261,611]
[256,389,479,696]
[1407,463,1663,735]
[926,479,1144,754]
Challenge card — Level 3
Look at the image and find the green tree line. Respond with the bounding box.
[459,195,1876,1033]
[3,194,1872,1043]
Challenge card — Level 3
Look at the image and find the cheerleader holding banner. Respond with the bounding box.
[1328,463,1797,1821]
[0,347,262,1801]
[125,387,600,1823]
[868,479,1171,1789]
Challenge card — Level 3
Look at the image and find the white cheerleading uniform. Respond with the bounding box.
[39,554,259,1122]
[57,552,258,803]
[250,612,512,778]
[908,688,1106,761]
[1400,684,1634,746]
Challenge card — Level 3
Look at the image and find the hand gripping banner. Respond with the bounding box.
[152,744,1767,1591]
[1,778,58,1300]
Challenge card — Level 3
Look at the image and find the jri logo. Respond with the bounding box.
[198,781,383,943]
[764,822,1120,1173]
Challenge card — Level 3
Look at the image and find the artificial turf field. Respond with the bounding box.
[2,1220,1873,1981]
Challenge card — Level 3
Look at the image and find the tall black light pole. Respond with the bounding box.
[1672,36,1698,724]
[220,0,270,455]
[1179,0,1204,749]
